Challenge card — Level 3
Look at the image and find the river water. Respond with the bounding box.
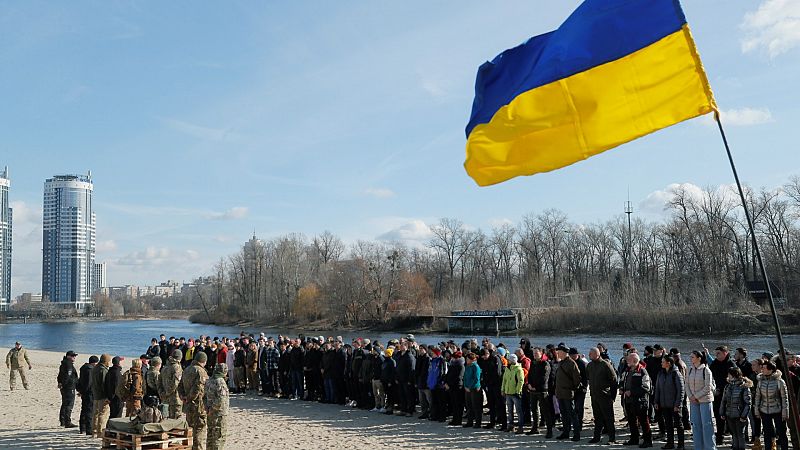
[1,319,799,362]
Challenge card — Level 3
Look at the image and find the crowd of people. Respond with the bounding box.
[45,332,800,450]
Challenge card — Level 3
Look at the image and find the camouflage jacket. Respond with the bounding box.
[6,348,30,369]
[145,368,160,398]
[204,376,229,417]
[160,357,183,402]
[181,363,208,405]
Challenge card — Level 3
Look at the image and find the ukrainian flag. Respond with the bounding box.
[465,0,717,186]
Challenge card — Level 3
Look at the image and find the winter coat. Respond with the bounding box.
[359,352,374,383]
[575,356,588,393]
[321,350,336,378]
[427,356,447,390]
[685,363,715,404]
[654,366,685,409]
[371,354,384,381]
[586,357,617,397]
[57,357,79,391]
[709,354,736,397]
[720,377,752,419]
[380,356,396,386]
[480,353,503,387]
[623,363,652,412]
[91,363,109,401]
[289,346,304,371]
[555,356,581,400]
[464,362,481,390]
[415,354,430,389]
[396,351,416,385]
[528,358,551,393]
[446,357,465,389]
[105,365,122,402]
[6,347,30,369]
[502,363,525,396]
[77,363,94,397]
[755,370,789,417]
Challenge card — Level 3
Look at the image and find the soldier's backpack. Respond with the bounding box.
[116,370,134,401]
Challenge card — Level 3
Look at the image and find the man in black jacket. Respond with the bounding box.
[416,346,431,418]
[288,340,305,400]
[707,345,736,445]
[480,346,505,430]
[158,335,169,362]
[57,350,80,428]
[527,347,552,436]
[396,342,416,416]
[76,355,97,435]
[278,342,291,398]
[105,356,124,420]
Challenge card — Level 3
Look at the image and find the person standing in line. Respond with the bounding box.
[655,355,686,449]
[415,346,432,419]
[754,361,789,450]
[180,352,209,450]
[122,359,144,417]
[105,356,124,420]
[6,341,31,390]
[445,350,465,426]
[707,345,736,446]
[160,349,184,419]
[720,367,752,450]
[569,347,589,441]
[501,353,525,433]
[554,345,581,441]
[686,350,716,450]
[90,354,111,438]
[205,364,230,450]
[77,355,97,436]
[586,347,617,445]
[57,350,79,428]
[527,346,552,436]
[463,352,482,428]
[622,352,653,448]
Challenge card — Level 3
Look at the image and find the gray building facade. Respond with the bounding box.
[0,167,11,311]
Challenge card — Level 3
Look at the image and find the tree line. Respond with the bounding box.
[183,176,800,327]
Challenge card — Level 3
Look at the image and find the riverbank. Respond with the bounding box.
[1,310,196,325]
[0,349,627,449]
[192,307,800,336]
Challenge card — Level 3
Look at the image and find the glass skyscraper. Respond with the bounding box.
[0,167,11,311]
[42,173,95,308]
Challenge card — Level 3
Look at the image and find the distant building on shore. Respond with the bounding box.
[42,172,96,309]
[0,167,10,311]
[93,262,107,294]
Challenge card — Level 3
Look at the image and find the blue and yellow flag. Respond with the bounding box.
[465,0,717,186]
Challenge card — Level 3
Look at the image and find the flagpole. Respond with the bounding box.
[714,111,800,446]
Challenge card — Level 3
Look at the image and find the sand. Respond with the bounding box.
[0,349,642,449]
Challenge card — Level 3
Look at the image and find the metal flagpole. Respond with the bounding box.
[714,111,800,447]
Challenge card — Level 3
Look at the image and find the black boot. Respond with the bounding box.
[640,432,653,448]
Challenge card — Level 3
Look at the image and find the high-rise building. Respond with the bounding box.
[0,166,11,311]
[42,173,95,309]
[93,262,107,294]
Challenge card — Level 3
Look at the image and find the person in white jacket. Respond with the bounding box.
[686,350,716,450]
[225,343,236,390]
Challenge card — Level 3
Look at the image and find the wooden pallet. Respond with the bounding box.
[101,427,193,450]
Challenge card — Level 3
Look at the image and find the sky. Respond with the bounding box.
[1,1,799,297]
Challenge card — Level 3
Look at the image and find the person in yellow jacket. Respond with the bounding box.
[501,354,525,433]
[6,341,32,390]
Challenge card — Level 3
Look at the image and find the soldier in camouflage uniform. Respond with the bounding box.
[205,364,230,450]
[5,342,32,390]
[160,349,184,419]
[180,351,209,450]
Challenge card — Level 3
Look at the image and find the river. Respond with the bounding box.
[1,319,799,362]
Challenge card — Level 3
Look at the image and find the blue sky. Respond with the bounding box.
[2,1,798,296]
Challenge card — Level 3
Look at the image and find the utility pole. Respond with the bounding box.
[624,189,633,277]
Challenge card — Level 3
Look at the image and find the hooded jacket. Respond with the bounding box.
[755,370,789,417]
[446,357,465,389]
[415,353,430,388]
[427,355,447,390]
[396,351,416,385]
[464,361,481,390]
[502,363,525,395]
[380,355,396,386]
[91,361,109,400]
[623,362,652,407]
[720,377,752,419]
[77,362,95,397]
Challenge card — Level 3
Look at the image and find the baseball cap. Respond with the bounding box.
[66,350,78,357]
[568,347,579,356]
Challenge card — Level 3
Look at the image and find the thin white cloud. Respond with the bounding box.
[159,117,242,142]
[364,187,395,199]
[9,201,42,225]
[97,240,118,252]
[208,206,249,220]
[488,218,514,228]
[701,107,773,127]
[376,219,433,247]
[117,247,200,266]
[640,182,741,214]
[741,0,800,58]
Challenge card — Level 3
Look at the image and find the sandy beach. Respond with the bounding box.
[0,349,647,449]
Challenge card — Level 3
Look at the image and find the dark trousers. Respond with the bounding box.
[79,393,93,432]
[624,403,651,442]
[259,368,269,393]
[401,382,416,413]
[530,392,553,431]
[431,388,447,421]
[712,396,725,440]
[573,390,586,436]
[762,412,789,450]
[290,369,304,398]
[485,384,502,424]
[324,377,336,402]
[361,381,373,409]
[591,393,616,441]
[59,388,75,425]
[465,389,482,425]
[449,387,464,424]
[279,370,289,396]
[521,390,531,425]
[268,369,280,394]
[662,407,685,447]
[558,398,576,437]
[109,398,123,420]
